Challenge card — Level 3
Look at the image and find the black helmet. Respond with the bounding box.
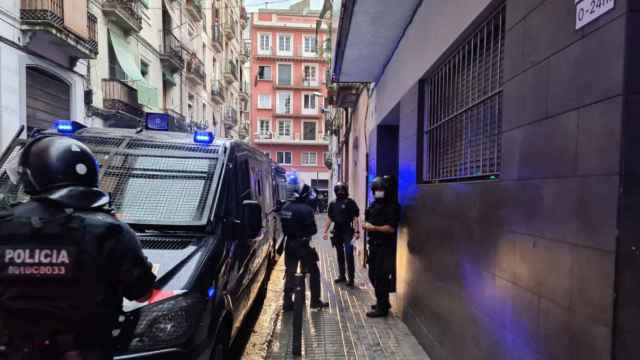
[18,136,109,209]
[334,182,348,198]
[370,177,386,191]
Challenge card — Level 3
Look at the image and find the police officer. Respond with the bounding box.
[0,135,156,359]
[323,182,360,287]
[363,177,401,318]
[280,175,329,311]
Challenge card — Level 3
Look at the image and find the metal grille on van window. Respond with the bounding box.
[74,136,125,149]
[100,154,218,223]
[125,140,220,155]
[140,237,194,250]
[423,5,505,183]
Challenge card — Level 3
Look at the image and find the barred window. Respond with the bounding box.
[421,6,505,183]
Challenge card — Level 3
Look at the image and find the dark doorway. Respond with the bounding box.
[376,124,399,199]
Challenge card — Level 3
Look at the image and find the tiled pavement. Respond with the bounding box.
[243,217,430,360]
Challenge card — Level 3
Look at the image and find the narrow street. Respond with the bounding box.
[241,216,428,360]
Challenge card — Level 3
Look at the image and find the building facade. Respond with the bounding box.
[0,0,98,152]
[0,0,247,156]
[249,5,330,187]
[332,0,640,359]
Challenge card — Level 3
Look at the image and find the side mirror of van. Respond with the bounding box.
[243,200,263,239]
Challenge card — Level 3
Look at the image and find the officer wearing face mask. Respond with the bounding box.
[363,177,401,318]
[323,182,360,287]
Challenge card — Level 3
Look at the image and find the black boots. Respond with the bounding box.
[334,276,346,284]
[310,300,329,309]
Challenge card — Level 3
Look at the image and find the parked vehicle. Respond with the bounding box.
[0,121,285,360]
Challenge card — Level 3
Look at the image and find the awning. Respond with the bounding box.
[135,80,158,110]
[162,69,176,86]
[109,30,143,82]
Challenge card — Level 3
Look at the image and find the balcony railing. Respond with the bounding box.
[224,16,237,40]
[240,42,250,63]
[102,79,143,118]
[186,55,206,84]
[160,31,184,72]
[224,106,238,126]
[20,0,98,57]
[186,0,202,20]
[211,80,225,104]
[211,23,223,51]
[102,0,142,34]
[224,61,238,83]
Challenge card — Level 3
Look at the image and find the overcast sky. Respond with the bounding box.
[244,0,325,12]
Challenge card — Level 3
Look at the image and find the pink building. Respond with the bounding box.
[249,8,329,189]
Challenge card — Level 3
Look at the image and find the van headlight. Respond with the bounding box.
[127,293,204,352]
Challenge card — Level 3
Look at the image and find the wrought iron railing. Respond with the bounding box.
[20,0,98,52]
[211,80,225,100]
[186,55,206,83]
[212,23,223,48]
[103,0,142,28]
[162,31,184,66]
[225,61,238,81]
[224,106,238,125]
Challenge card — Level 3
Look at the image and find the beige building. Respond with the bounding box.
[88,0,246,137]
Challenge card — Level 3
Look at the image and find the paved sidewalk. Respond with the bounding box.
[243,217,429,360]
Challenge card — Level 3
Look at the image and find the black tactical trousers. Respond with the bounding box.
[367,245,393,310]
[283,243,321,306]
[333,232,355,281]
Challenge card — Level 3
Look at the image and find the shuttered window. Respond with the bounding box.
[26,68,70,131]
[422,5,505,183]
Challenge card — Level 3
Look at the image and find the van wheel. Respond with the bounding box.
[211,324,230,360]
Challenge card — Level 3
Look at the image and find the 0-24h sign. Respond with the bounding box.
[575,0,615,30]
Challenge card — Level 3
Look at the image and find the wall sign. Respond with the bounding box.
[575,0,615,30]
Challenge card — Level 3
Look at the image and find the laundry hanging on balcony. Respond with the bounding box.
[108,30,158,110]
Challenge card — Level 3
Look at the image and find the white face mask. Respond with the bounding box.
[374,191,385,199]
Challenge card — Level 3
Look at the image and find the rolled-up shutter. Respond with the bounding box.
[26,67,70,131]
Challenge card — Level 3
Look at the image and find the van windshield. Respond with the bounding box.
[0,136,223,227]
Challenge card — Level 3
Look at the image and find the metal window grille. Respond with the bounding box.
[423,5,505,183]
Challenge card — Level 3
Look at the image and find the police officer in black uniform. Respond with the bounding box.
[280,175,329,311]
[363,177,401,318]
[0,136,156,359]
[323,182,360,287]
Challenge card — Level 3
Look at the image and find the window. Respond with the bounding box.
[258,65,272,80]
[277,119,292,138]
[302,94,317,114]
[258,94,271,109]
[301,152,317,166]
[277,34,292,55]
[303,35,317,56]
[258,119,271,136]
[302,121,317,141]
[140,60,149,79]
[259,33,271,54]
[277,64,292,85]
[276,151,292,165]
[277,92,292,114]
[303,65,318,86]
[421,6,505,183]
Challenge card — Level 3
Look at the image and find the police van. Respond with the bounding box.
[0,119,288,359]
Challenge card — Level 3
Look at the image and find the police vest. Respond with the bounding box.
[0,211,104,338]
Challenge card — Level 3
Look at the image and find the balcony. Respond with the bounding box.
[160,31,184,73]
[240,42,250,64]
[185,55,206,85]
[224,16,237,40]
[211,80,225,105]
[224,106,238,126]
[165,109,188,132]
[241,6,248,29]
[102,79,143,119]
[20,0,98,62]
[185,0,203,21]
[211,23,223,52]
[254,132,329,145]
[240,81,250,101]
[224,61,238,84]
[102,0,142,35]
